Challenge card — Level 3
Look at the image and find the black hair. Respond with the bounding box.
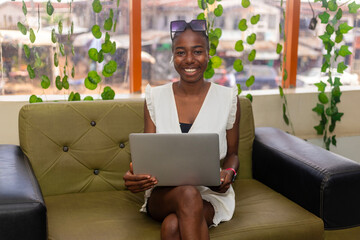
[171,24,210,51]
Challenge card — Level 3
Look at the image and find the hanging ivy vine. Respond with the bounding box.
[313,0,360,150]
[15,0,119,103]
[197,0,259,102]
[277,0,295,134]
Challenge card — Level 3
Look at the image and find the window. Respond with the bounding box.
[0,0,130,96]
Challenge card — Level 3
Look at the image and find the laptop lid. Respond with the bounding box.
[129,133,220,186]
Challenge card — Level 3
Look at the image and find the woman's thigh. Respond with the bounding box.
[147,186,215,226]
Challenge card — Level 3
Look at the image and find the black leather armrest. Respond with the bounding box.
[252,127,360,230]
[0,145,47,240]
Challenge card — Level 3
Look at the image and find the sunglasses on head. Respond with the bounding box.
[170,20,207,40]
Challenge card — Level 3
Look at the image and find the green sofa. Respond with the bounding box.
[0,97,359,239]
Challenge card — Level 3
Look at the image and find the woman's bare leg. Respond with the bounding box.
[147,186,215,240]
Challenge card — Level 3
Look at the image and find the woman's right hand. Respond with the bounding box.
[123,162,158,193]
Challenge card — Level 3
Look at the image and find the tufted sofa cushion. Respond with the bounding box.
[19,99,144,197]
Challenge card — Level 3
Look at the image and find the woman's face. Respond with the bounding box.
[172,29,209,84]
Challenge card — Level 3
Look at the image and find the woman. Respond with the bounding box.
[123,19,240,240]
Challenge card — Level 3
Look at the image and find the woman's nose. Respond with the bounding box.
[185,53,195,63]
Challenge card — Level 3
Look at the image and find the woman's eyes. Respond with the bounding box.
[175,50,203,56]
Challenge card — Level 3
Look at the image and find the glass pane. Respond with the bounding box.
[141,0,282,91]
[296,1,359,89]
[0,0,129,96]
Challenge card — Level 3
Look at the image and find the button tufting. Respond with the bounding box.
[63,146,69,152]
[90,121,96,127]
[93,169,100,175]
[119,143,125,148]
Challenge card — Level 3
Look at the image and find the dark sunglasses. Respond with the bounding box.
[170,20,207,40]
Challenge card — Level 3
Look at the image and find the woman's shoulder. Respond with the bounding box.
[146,82,172,93]
[211,82,237,96]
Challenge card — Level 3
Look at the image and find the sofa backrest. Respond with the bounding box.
[19,97,254,197]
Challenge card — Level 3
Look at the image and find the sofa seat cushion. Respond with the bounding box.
[45,180,323,240]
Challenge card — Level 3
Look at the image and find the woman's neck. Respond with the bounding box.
[175,80,210,96]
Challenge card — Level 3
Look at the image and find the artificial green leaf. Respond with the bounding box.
[92,25,102,39]
[103,60,118,75]
[24,45,30,59]
[326,24,334,35]
[22,0,27,15]
[213,28,222,39]
[339,22,353,34]
[235,40,244,52]
[238,19,247,31]
[319,33,331,42]
[41,75,51,89]
[335,8,342,20]
[241,0,250,8]
[110,9,114,19]
[57,20,63,35]
[55,76,62,90]
[214,4,223,17]
[102,40,113,53]
[84,96,94,101]
[246,75,255,87]
[85,77,97,90]
[334,77,342,86]
[197,13,205,20]
[321,61,329,72]
[101,86,115,100]
[335,33,343,43]
[104,17,113,31]
[279,86,284,97]
[98,50,104,63]
[59,43,65,56]
[246,33,256,45]
[209,47,216,56]
[207,0,215,4]
[68,92,81,101]
[88,70,101,83]
[314,124,324,135]
[318,92,329,104]
[51,28,57,43]
[332,112,344,121]
[248,49,256,62]
[246,94,253,102]
[328,0,338,11]
[337,62,348,73]
[71,45,75,55]
[233,59,243,72]
[312,103,324,115]
[92,0,102,13]
[71,21,74,35]
[283,69,288,82]
[54,53,59,67]
[276,43,283,54]
[27,65,35,79]
[110,41,116,55]
[318,12,330,23]
[282,104,289,125]
[237,83,242,95]
[210,36,219,50]
[88,48,99,61]
[29,28,36,43]
[211,56,222,68]
[71,66,75,78]
[250,14,260,25]
[338,45,352,57]
[198,0,206,10]
[348,1,360,13]
[326,105,338,117]
[62,75,69,89]
[204,67,215,79]
[315,81,327,92]
[29,95,38,103]
[47,1,54,16]
[331,135,337,146]
[17,22,27,35]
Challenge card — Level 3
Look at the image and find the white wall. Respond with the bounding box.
[1,88,359,161]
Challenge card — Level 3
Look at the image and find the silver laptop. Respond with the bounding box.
[129,133,221,186]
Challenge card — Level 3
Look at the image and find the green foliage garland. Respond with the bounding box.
[15,0,119,102]
[313,0,360,150]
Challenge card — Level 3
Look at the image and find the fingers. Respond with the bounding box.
[130,162,134,174]
[212,170,232,193]
[123,170,158,193]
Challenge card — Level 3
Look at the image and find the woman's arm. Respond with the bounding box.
[123,101,157,193]
[213,98,241,193]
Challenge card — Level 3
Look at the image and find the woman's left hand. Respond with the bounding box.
[210,169,233,193]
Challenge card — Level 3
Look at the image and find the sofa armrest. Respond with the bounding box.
[0,145,47,240]
[252,127,360,230]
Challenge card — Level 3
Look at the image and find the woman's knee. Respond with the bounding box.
[161,214,180,240]
[175,186,203,212]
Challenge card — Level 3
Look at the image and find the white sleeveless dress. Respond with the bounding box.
[141,82,238,226]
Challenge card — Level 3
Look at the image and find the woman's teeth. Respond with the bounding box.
[185,69,196,73]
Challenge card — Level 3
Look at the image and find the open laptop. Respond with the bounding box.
[129,133,221,186]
